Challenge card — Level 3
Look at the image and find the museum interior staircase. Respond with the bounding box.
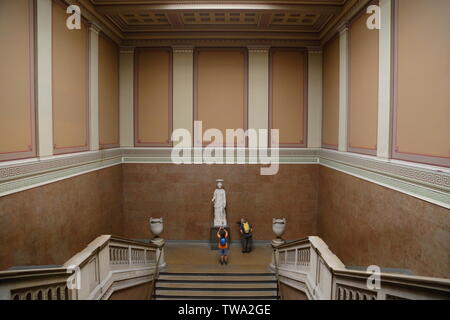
[154,271,278,300]
[1,236,449,300]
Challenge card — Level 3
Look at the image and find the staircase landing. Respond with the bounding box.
[163,242,273,273]
[154,243,277,300]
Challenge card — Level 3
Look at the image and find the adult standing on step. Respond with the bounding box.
[238,218,253,253]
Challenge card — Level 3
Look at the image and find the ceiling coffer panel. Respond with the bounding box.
[86,0,351,41]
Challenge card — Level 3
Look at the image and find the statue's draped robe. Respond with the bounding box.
[213,188,227,227]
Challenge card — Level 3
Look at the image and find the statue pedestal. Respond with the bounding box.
[209,226,231,250]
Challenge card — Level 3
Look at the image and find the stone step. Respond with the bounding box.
[155,289,277,298]
[157,282,277,289]
[156,295,278,300]
[158,272,276,282]
[156,288,277,295]
[155,272,278,300]
[159,272,275,276]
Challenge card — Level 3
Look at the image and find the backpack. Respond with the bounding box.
[220,237,227,246]
[242,222,250,234]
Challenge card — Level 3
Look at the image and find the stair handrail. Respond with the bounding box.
[149,240,165,300]
[271,244,282,300]
[0,235,161,300]
[270,236,450,300]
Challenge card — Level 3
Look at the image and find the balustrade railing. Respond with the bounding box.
[0,235,165,300]
[270,236,450,300]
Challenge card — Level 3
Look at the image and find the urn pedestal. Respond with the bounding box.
[151,237,166,269]
[272,218,286,247]
[149,217,166,268]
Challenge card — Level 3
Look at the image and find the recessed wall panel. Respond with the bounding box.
[0,0,35,161]
[52,0,89,154]
[393,0,450,166]
[135,48,172,146]
[270,49,307,147]
[99,34,119,149]
[348,9,379,155]
[322,36,340,149]
[194,48,247,146]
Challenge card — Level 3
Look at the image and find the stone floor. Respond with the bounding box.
[163,242,273,273]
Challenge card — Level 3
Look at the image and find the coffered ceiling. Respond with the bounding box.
[79,0,368,47]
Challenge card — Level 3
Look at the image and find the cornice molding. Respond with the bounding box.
[0,148,448,209]
[321,0,371,44]
[122,38,321,48]
[171,45,195,54]
[337,21,349,34]
[119,46,135,54]
[89,22,101,34]
[307,46,323,54]
[247,45,271,53]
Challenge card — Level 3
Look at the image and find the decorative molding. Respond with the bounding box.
[119,46,135,54]
[321,0,372,44]
[0,148,448,209]
[320,149,450,191]
[247,45,271,54]
[307,46,323,54]
[171,45,194,54]
[337,22,349,34]
[89,22,101,34]
[0,149,122,197]
[122,38,321,49]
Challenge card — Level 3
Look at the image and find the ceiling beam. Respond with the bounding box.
[93,4,342,15]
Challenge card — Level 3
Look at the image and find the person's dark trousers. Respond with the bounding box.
[242,235,252,252]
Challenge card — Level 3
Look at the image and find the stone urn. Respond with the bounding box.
[149,217,163,238]
[272,218,286,246]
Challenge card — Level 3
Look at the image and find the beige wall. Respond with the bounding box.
[99,34,120,148]
[322,36,340,149]
[394,0,450,165]
[52,1,89,153]
[0,0,35,160]
[195,48,247,146]
[348,11,379,153]
[270,49,307,146]
[135,48,172,146]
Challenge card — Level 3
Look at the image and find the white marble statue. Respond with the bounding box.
[212,179,227,227]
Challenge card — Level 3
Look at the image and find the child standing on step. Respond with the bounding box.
[217,227,229,265]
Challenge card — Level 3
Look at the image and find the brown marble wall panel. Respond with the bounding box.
[317,166,450,278]
[280,282,308,300]
[109,282,152,300]
[122,164,319,241]
[0,165,123,270]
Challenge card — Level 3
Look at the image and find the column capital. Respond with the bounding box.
[307,46,323,54]
[120,46,135,54]
[172,45,194,54]
[88,22,101,34]
[247,45,271,54]
[337,22,349,35]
